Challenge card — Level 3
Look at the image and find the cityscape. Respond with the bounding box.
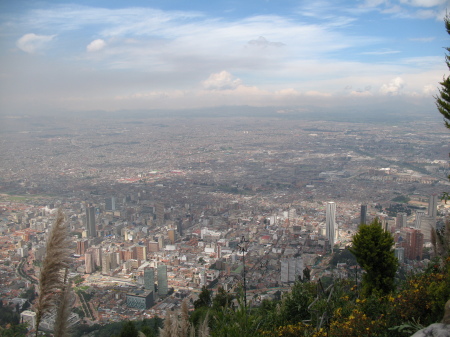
[1,112,449,331]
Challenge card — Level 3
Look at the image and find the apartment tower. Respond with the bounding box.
[326,201,336,250]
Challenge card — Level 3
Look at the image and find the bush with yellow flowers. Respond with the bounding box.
[260,322,315,337]
[388,259,450,328]
[255,257,450,337]
[326,306,388,337]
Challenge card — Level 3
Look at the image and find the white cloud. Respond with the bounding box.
[16,33,55,54]
[305,91,332,97]
[350,90,373,96]
[202,71,242,90]
[423,84,437,95]
[362,0,390,7]
[247,36,285,48]
[361,49,400,55]
[380,77,406,95]
[399,0,447,8]
[87,39,106,52]
[1,3,445,113]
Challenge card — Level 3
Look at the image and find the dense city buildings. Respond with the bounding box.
[1,115,449,328]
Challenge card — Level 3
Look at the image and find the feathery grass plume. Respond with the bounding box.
[431,220,450,269]
[198,312,209,337]
[179,299,190,337]
[53,268,72,337]
[35,209,72,337]
[189,323,196,337]
[170,311,180,337]
[431,227,438,256]
[159,310,172,337]
[442,299,450,324]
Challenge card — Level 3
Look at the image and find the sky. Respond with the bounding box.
[1,0,450,116]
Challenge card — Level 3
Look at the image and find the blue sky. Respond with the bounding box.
[1,0,449,115]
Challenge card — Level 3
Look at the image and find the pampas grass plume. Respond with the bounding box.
[53,270,72,337]
[35,209,72,336]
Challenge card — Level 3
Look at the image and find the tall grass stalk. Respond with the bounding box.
[35,209,72,337]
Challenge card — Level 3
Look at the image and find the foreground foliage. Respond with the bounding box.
[348,218,398,297]
[186,215,449,337]
[183,219,448,337]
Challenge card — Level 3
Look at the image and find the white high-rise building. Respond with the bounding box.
[428,194,438,218]
[326,202,336,250]
[85,251,93,274]
[280,258,304,283]
[415,211,425,229]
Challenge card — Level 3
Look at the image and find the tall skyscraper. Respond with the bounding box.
[102,253,111,274]
[136,245,147,261]
[176,219,183,237]
[428,194,438,218]
[157,264,168,296]
[326,202,336,250]
[155,202,165,226]
[415,211,425,229]
[85,251,93,274]
[280,258,304,283]
[144,268,155,292]
[91,246,102,268]
[105,197,116,211]
[396,212,407,229]
[400,228,424,260]
[360,204,367,225]
[168,229,176,244]
[86,205,96,238]
[76,239,89,255]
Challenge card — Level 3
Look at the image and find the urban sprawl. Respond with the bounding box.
[1,114,449,331]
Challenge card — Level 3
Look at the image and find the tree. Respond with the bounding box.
[194,286,212,309]
[279,281,315,324]
[436,15,450,202]
[212,287,233,310]
[348,218,398,297]
[119,321,138,337]
[140,326,156,337]
[436,15,450,129]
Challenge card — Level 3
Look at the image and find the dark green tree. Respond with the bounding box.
[194,286,212,309]
[212,287,233,310]
[0,323,28,337]
[279,281,315,324]
[119,321,138,337]
[349,218,398,297]
[302,266,311,282]
[436,15,450,202]
[436,15,450,129]
[140,326,156,337]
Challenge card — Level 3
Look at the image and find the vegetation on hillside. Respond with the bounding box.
[176,220,449,337]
